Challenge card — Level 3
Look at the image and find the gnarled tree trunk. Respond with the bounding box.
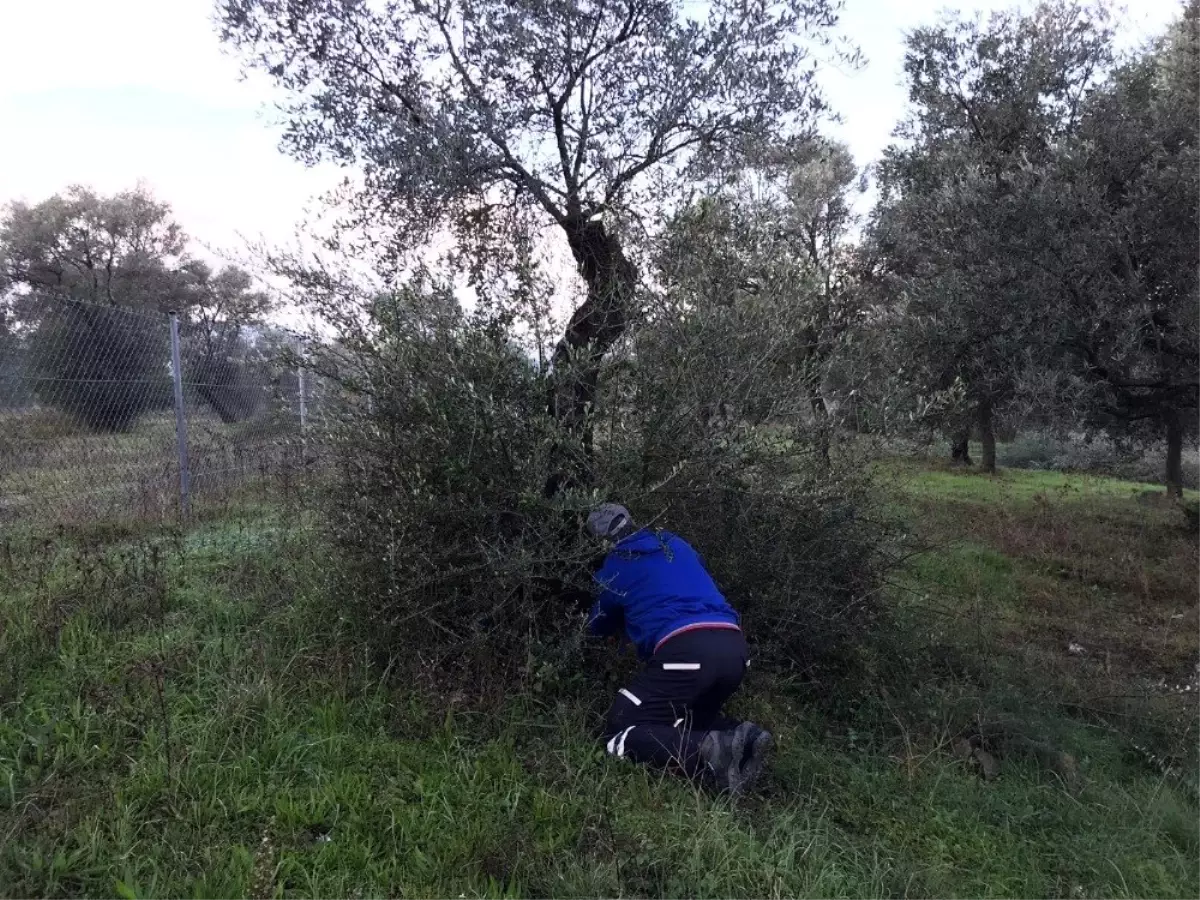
[544,215,637,496]
[979,399,996,474]
[1165,409,1184,499]
[951,429,973,466]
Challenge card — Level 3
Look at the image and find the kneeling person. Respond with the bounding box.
[585,503,772,793]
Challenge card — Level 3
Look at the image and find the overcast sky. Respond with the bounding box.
[0,0,1182,265]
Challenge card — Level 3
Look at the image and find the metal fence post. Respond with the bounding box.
[297,363,307,434]
[297,362,308,464]
[169,314,191,521]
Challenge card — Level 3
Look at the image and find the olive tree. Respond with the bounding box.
[0,185,280,430]
[0,185,189,316]
[217,0,846,489]
[868,1,1114,472]
[179,261,275,423]
[0,186,187,430]
[1021,2,1199,495]
[655,139,864,434]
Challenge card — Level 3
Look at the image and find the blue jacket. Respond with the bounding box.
[587,529,739,659]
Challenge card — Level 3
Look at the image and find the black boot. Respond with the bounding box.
[698,728,742,792]
[736,722,774,791]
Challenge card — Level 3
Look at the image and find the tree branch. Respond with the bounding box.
[538,68,577,200]
[573,71,592,190]
[602,123,719,203]
[546,0,638,211]
[429,8,567,223]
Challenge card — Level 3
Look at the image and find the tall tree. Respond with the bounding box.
[657,139,863,426]
[217,0,846,490]
[868,1,1114,472]
[0,185,189,317]
[778,141,863,420]
[180,262,275,423]
[1021,2,1199,495]
[0,186,187,430]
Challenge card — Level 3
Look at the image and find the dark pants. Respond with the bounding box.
[602,628,747,777]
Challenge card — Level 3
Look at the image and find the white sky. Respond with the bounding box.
[0,0,1182,265]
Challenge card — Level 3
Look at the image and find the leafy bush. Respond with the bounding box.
[1052,436,1141,477]
[307,271,886,700]
[593,285,884,676]
[190,357,265,424]
[309,286,588,690]
[1181,498,1199,534]
[640,478,880,675]
[994,433,1061,470]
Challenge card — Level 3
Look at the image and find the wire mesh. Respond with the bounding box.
[0,297,318,536]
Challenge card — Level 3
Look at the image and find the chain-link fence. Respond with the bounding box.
[0,297,318,533]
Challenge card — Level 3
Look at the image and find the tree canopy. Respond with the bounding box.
[218,0,849,488]
[1021,1,1199,493]
[867,1,1114,471]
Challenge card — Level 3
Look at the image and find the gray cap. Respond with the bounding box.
[586,503,634,540]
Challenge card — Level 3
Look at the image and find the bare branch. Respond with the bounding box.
[428,8,568,223]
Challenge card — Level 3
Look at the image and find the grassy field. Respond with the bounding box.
[1,462,1197,898]
[0,408,305,528]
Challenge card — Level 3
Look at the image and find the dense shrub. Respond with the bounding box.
[1182,498,1200,534]
[308,274,885,699]
[993,433,1061,470]
[593,286,883,676]
[640,479,880,674]
[310,287,587,686]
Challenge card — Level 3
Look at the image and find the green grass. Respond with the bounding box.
[1,466,1197,898]
[876,455,1200,505]
[0,409,301,527]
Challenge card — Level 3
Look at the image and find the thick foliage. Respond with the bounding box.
[864,2,1118,468]
[998,432,1200,491]
[595,276,882,676]
[219,0,851,495]
[639,479,878,675]
[313,287,592,688]
[313,276,883,695]
[180,263,276,424]
[0,186,273,428]
[1018,5,1199,492]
